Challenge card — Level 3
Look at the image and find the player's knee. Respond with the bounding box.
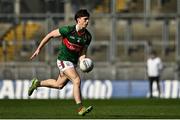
[53,81,64,89]
[58,84,65,89]
[55,81,65,89]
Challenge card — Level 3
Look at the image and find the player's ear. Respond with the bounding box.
[77,17,81,23]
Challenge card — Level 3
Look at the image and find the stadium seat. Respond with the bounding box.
[0,22,41,61]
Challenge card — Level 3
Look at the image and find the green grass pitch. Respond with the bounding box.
[0,98,180,119]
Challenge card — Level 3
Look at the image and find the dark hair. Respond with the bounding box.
[150,50,157,56]
[74,9,90,22]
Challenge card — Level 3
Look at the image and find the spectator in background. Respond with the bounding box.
[146,50,163,98]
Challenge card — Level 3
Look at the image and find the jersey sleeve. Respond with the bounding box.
[59,26,69,37]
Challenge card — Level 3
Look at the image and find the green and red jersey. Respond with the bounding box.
[58,25,92,64]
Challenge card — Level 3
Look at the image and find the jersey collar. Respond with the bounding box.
[75,24,85,36]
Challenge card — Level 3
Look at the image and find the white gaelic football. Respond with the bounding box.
[79,58,94,72]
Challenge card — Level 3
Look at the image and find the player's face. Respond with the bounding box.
[77,17,89,28]
[150,54,155,59]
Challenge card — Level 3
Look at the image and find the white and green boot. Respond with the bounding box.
[78,106,93,116]
[28,78,39,96]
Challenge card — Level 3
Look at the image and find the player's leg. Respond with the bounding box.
[28,74,69,96]
[28,60,71,96]
[63,67,92,116]
[64,68,82,104]
[40,74,69,89]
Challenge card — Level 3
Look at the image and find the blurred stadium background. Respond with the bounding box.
[0,0,180,99]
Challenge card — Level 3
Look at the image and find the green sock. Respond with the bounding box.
[77,103,83,109]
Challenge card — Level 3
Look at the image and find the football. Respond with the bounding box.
[79,58,94,72]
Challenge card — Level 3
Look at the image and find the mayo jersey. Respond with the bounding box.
[58,25,92,64]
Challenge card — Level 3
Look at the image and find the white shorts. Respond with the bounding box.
[57,59,76,73]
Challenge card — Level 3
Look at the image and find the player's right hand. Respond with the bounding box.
[30,49,40,60]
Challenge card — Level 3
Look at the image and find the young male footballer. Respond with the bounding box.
[28,9,93,116]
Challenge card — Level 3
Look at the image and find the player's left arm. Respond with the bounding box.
[79,32,92,61]
[79,47,88,61]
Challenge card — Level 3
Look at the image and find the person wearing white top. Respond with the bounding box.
[147,50,163,98]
